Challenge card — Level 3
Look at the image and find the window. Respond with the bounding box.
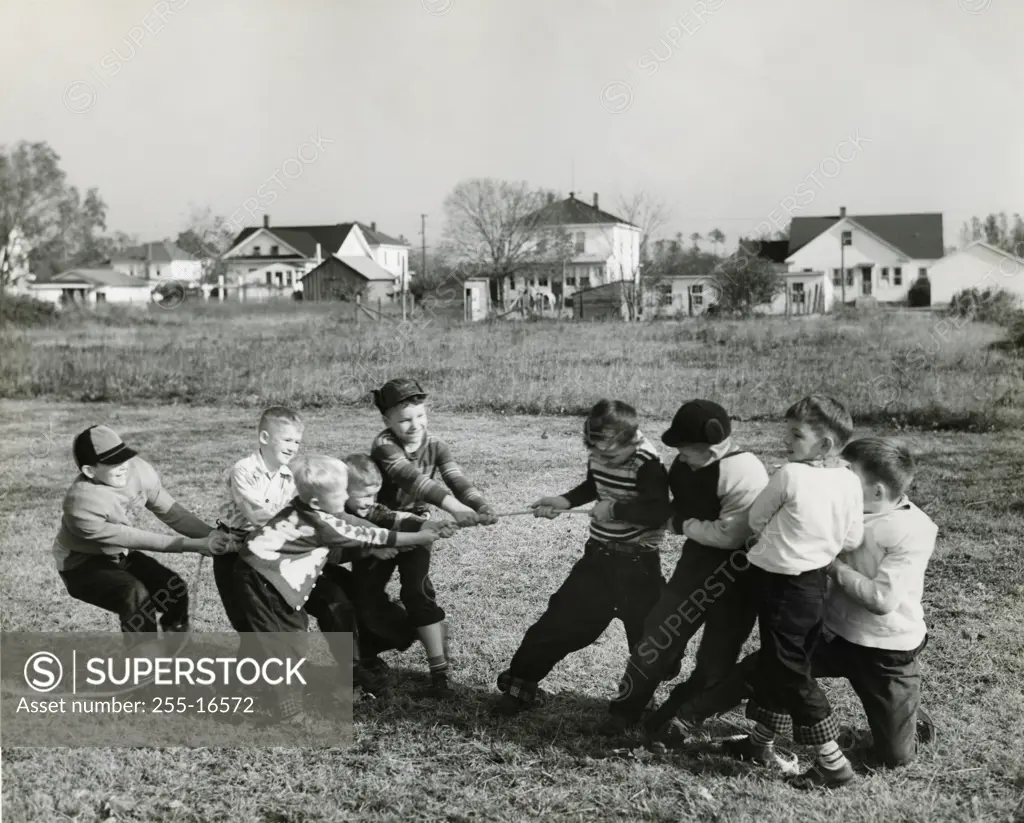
[253,245,261,256]
[893,267,903,286]
[271,245,279,256]
[566,274,576,286]
[95,292,107,303]
[579,276,591,289]
[791,282,805,303]
[803,268,813,272]
[832,268,841,286]
[690,284,703,307]
[538,276,548,287]
[266,272,273,286]
[537,238,548,254]
[277,272,285,287]
[509,277,516,290]
[248,267,257,273]
[574,232,586,254]
[918,267,928,279]
[881,267,890,282]
[846,269,854,287]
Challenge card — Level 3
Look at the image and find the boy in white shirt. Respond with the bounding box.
[728,395,864,789]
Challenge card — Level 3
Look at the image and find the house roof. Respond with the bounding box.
[32,268,152,288]
[788,213,944,259]
[110,241,196,263]
[737,239,790,264]
[527,193,637,229]
[304,256,396,283]
[228,223,408,258]
[961,240,1024,264]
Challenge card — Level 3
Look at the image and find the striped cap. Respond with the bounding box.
[73,425,138,468]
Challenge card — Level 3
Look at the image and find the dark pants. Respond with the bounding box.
[745,565,839,745]
[609,541,756,721]
[60,552,189,641]
[679,635,927,767]
[499,541,664,701]
[213,553,253,632]
[350,546,444,628]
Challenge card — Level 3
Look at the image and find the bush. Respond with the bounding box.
[907,276,931,308]
[947,287,1019,326]
[0,293,60,327]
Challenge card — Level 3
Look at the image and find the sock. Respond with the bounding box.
[427,655,449,681]
[417,622,446,660]
[751,722,776,749]
[816,740,851,771]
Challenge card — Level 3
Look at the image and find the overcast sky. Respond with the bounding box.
[3,0,1021,252]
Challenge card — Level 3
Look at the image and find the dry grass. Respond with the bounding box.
[2,401,1023,822]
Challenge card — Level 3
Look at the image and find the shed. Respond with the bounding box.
[570,280,629,320]
[463,277,491,321]
[301,256,396,303]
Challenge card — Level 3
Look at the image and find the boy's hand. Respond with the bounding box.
[477,506,499,527]
[421,520,460,539]
[828,559,847,580]
[208,531,235,556]
[370,547,398,560]
[530,496,570,519]
[451,509,480,527]
[590,500,616,522]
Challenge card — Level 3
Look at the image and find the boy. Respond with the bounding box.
[493,399,669,716]
[354,378,497,698]
[53,425,221,652]
[721,395,864,789]
[604,400,770,735]
[235,454,447,725]
[654,437,937,770]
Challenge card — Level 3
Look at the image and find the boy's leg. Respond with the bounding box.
[395,546,452,693]
[305,569,358,668]
[122,551,190,632]
[496,544,616,712]
[213,553,253,632]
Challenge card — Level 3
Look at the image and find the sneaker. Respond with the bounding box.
[420,673,456,701]
[719,735,799,772]
[787,761,857,790]
[645,717,697,754]
[354,660,391,697]
[597,714,640,737]
[917,707,936,746]
[491,687,546,717]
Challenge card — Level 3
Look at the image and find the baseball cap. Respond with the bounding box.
[372,378,428,414]
[73,425,138,468]
[661,400,731,448]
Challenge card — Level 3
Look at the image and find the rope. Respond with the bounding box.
[492,508,595,518]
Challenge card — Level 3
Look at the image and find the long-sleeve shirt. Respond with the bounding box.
[218,450,295,533]
[747,461,864,575]
[52,457,212,572]
[826,496,937,650]
[359,502,428,532]
[240,498,401,610]
[371,429,488,513]
[561,434,669,549]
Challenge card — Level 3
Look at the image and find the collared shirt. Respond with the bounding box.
[748,460,864,575]
[826,496,937,651]
[219,450,295,533]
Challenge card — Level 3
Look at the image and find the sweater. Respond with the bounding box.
[748,461,864,575]
[371,430,487,513]
[240,498,399,610]
[561,434,669,550]
[826,496,937,650]
[52,457,212,572]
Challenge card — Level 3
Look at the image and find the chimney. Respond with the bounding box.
[547,192,555,205]
[315,242,322,264]
[263,215,269,228]
[839,206,846,219]
[593,192,599,209]
[371,221,377,233]
[569,191,575,200]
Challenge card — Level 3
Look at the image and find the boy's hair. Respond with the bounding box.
[345,453,382,490]
[785,395,853,447]
[585,399,639,447]
[258,406,304,433]
[291,455,348,502]
[842,437,916,498]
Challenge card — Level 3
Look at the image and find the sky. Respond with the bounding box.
[2,0,1022,255]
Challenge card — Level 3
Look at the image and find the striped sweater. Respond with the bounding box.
[240,498,400,610]
[371,429,488,513]
[562,434,669,549]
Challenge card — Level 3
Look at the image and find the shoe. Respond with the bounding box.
[917,707,936,745]
[719,735,799,772]
[354,659,391,697]
[597,714,640,737]
[420,673,457,701]
[491,687,547,717]
[787,761,857,790]
[645,716,696,754]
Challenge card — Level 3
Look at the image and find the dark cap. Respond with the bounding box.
[372,378,428,414]
[73,425,138,468]
[661,400,731,448]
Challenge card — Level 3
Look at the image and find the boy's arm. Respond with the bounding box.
[138,459,214,538]
[372,438,452,508]
[683,456,770,549]
[359,502,428,533]
[611,459,672,527]
[832,522,937,615]
[560,466,599,508]
[65,495,203,554]
[840,481,866,551]
[747,466,791,537]
[434,440,489,512]
[224,462,282,529]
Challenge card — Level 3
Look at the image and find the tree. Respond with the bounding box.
[440,178,552,308]
[704,247,785,317]
[612,191,670,320]
[689,232,702,250]
[708,228,726,256]
[175,205,236,284]
[959,212,1024,256]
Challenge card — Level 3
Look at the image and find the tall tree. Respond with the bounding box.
[708,228,726,256]
[175,205,236,284]
[959,212,1024,255]
[611,191,670,319]
[689,232,702,250]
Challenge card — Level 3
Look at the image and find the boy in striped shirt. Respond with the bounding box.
[492,399,670,716]
[352,377,497,699]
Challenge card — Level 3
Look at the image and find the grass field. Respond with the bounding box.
[2,400,1023,822]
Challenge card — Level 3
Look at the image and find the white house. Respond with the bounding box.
[28,269,153,306]
[108,241,203,284]
[506,192,641,309]
[925,241,1024,306]
[220,217,409,301]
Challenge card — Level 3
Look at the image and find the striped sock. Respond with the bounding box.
[751,723,776,749]
[816,740,851,771]
[428,654,449,680]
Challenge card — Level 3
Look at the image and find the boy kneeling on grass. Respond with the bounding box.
[656,436,937,772]
[235,454,455,727]
[54,425,225,656]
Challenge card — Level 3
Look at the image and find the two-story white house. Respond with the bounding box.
[220,217,410,301]
[108,241,203,284]
[505,192,641,310]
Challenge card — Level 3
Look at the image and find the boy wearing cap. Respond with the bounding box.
[53,425,223,646]
[352,377,497,698]
[603,400,769,735]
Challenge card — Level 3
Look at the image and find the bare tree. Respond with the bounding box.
[176,205,236,285]
[613,191,671,320]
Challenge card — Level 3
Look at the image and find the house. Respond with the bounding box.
[504,192,641,309]
[28,269,153,306]
[108,241,203,284]
[925,241,1024,306]
[221,217,409,301]
[302,256,397,304]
